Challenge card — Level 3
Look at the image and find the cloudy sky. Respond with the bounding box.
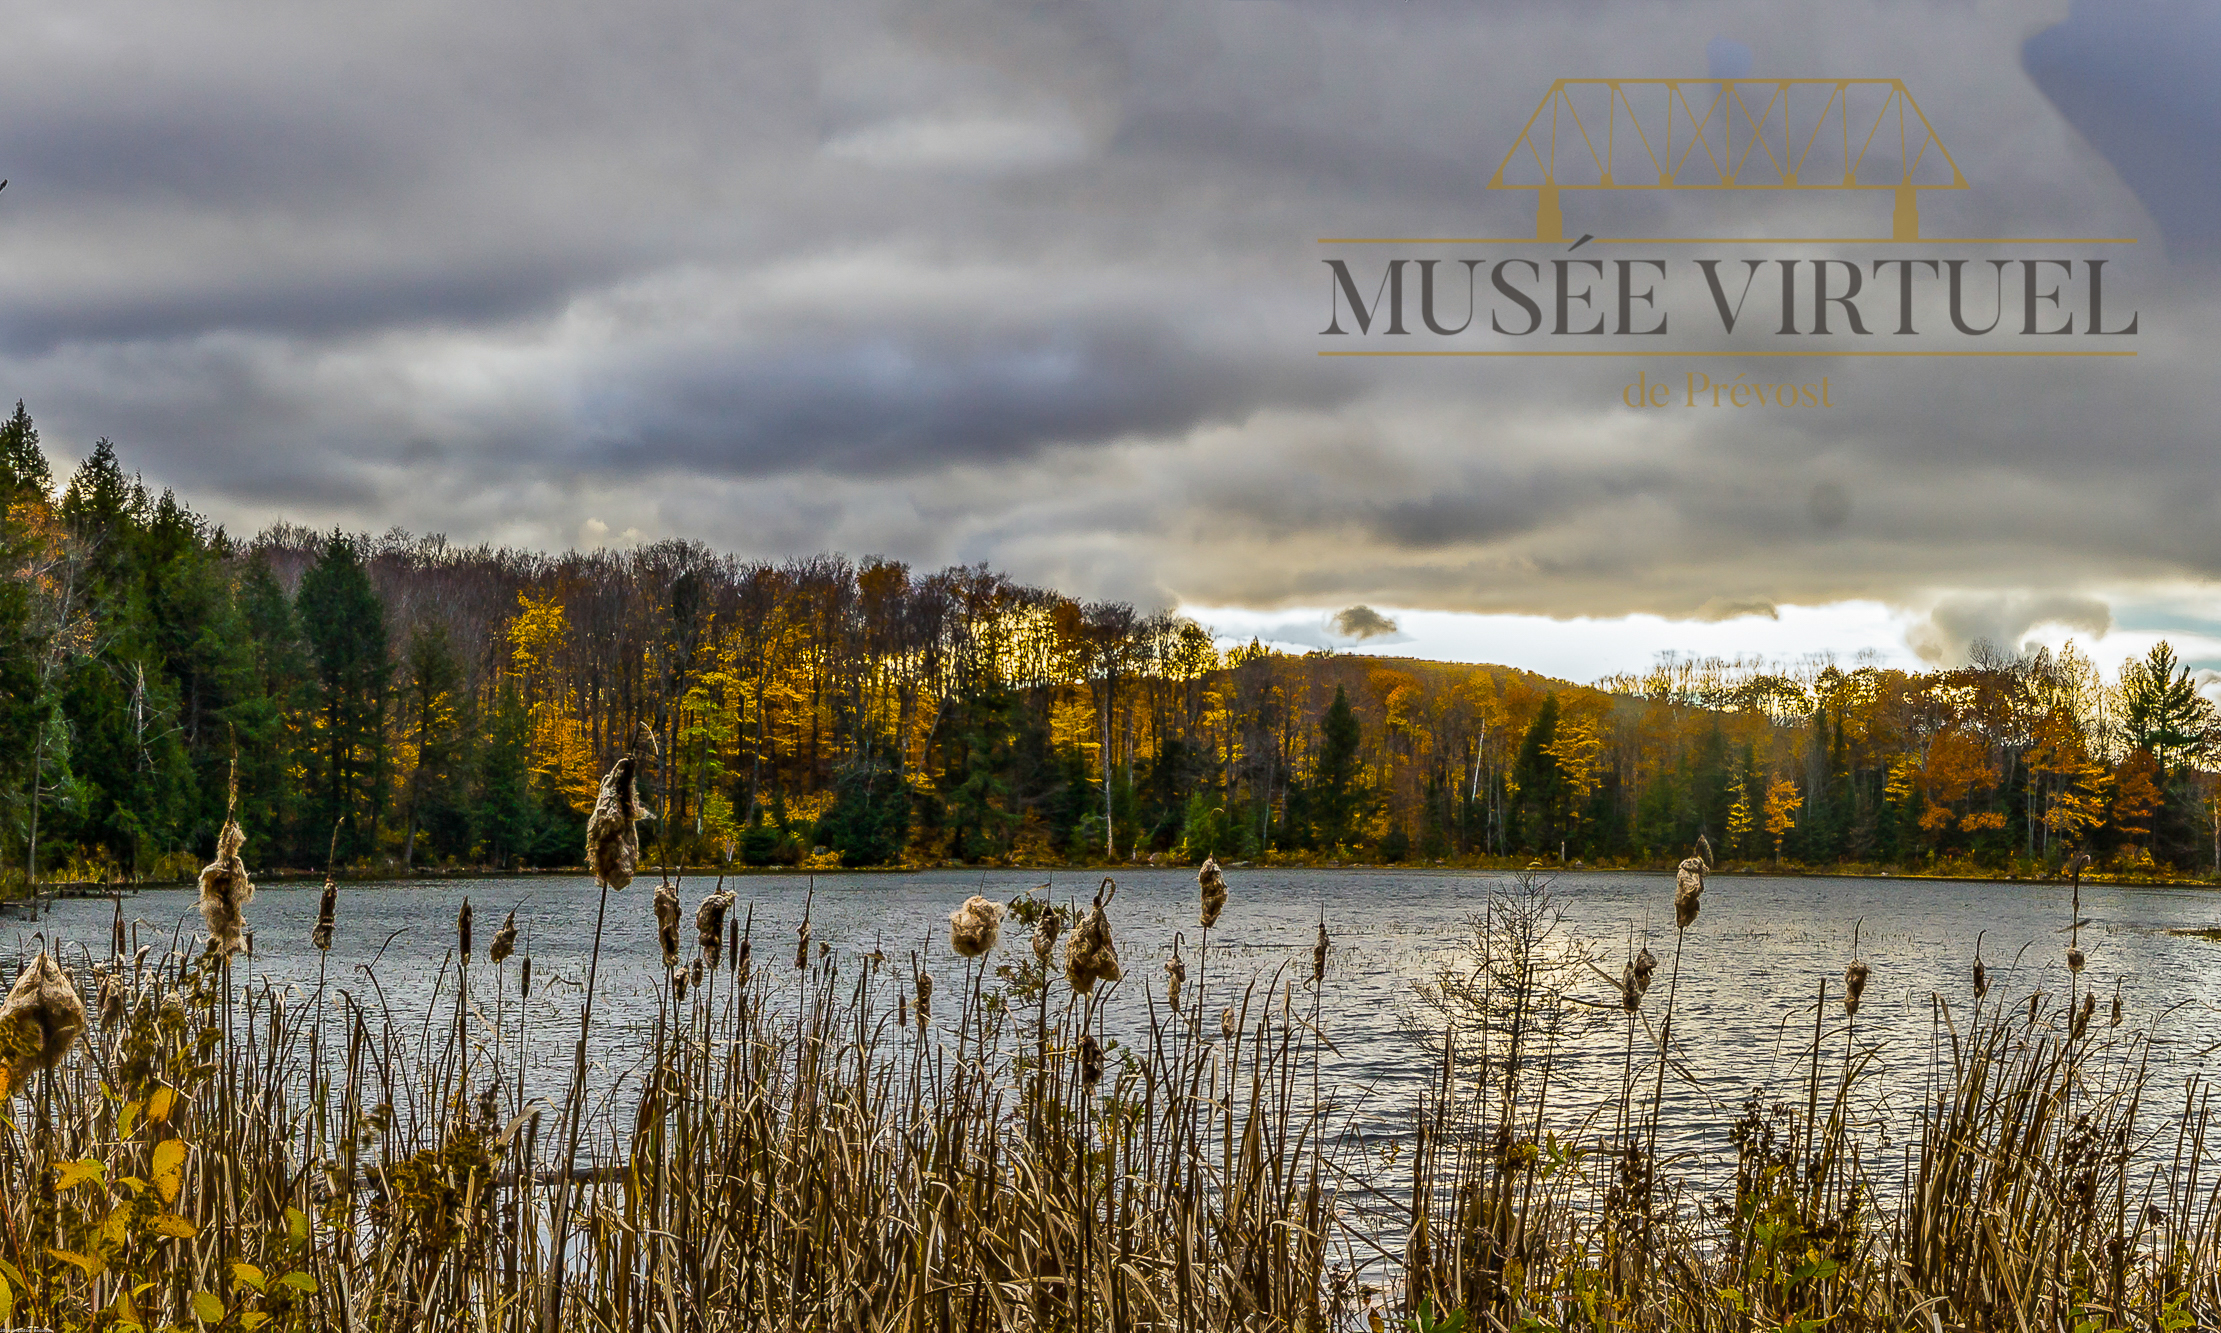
[4,0,2218,682]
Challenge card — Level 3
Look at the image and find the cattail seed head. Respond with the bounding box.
[695,891,735,967]
[673,966,688,1003]
[585,757,648,890]
[795,919,811,971]
[1618,964,1641,1012]
[1165,948,1186,1013]
[2066,946,2087,974]
[98,972,127,1028]
[457,898,474,962]
[897,989,908,1028]
[1198,857,1227,929]
[1063,879,1123,996]
[521,955,532,998]
[2072,990,2096,1040]
[1220,1006,1237,1039]
[1080,1032,1105,1086]
[1674,855,1706,931]
[654,883,681,968]
[1033,907,1063,968]
[111,901,126,958]
[196,819,256,955]
[490,911,518,965]
[313,879,338,952]
[0,954,86,1097]
[1633,947,1657,995]
[1311,918,1330,986]
[915,969,932,1030]
[690,958,704,989]
[1843,959,1870,1016]
[1973,960,1989,1000]
[949,895,1004,958]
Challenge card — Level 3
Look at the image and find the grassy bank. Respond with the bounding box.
[0,857,2215,1331]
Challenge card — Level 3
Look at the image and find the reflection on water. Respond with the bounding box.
[13,866,2221,1181]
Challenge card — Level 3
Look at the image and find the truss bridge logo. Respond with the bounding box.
[1319,77,2139,363]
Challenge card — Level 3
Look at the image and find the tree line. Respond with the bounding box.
[4,408,2217,885]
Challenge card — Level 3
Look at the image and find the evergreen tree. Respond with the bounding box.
[297,532,390,860]
[1311,685,1365,849]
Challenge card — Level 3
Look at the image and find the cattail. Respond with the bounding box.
[490,911,518,965]
[795,918,811,971]
[915,970,932,1031]
[1220,1006,1237,1039]
[1033,905,1063,968]
[1198,857,1227,928]
[521,955,533,998]
[1618,964,1641,1012]
[1080,1032,1105,1086]
[1632,946,1658,995]
[2071,989,2096,1040]
[1311,917,1330,986]
[586,757,648,890]
[1843,958,1870,1016]
[1973,958,1988,1000]
[898,988,908,1028]
[949,895,1004,958]
[1674,854,1706,930]
[654,883,681,968]
[111,900,126,958]
[1165,944,1187,1013]
[313,879,338,952]
[673,966,688,1003]
[2066,946,2086,974]
[457,898,474,963]
[2110,986,2123,1028]
[730,914,743,976]
[0,954,86,1097]
[689,958,704,989]
[1063,878,1124,996]
[97,972,127,1028]
[196,818,256,955]
[695,891,734,967]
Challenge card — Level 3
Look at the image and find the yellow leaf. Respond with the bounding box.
[239,1314,271,1331]
[231,1261,266,1291]
[100,1204,130,1247]
[151,1139,187,1204]
[277,1270,318,1293]
[0,1272,13,1321]
[47,1247,104,1277]
[150,1213,199,1239]
[53,1158,107,1191]
[118,1101,140,1137]
[191,1288,225,1322]
[146,1086,177,1123]
[286,1206,309,1245]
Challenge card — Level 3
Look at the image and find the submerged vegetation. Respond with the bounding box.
[6,413,2221,888]
[0,757,2215,1330]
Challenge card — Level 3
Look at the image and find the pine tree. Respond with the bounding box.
[1311,684,1364,850]
[297,532,390,861]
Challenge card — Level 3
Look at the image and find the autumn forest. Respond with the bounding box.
[4,405,2216,888]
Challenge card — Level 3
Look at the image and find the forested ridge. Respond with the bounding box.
[4,405,2218,887]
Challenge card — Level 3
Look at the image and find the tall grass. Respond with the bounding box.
[0,865,2215,1331]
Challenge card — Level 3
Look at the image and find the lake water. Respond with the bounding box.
[15,866,2221,1191]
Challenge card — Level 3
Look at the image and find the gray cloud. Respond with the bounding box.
[0,0,2210,650]
[1906,594,2116,666]
[1333,605,1399,640]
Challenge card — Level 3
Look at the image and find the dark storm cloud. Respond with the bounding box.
[0,0,2213,650]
